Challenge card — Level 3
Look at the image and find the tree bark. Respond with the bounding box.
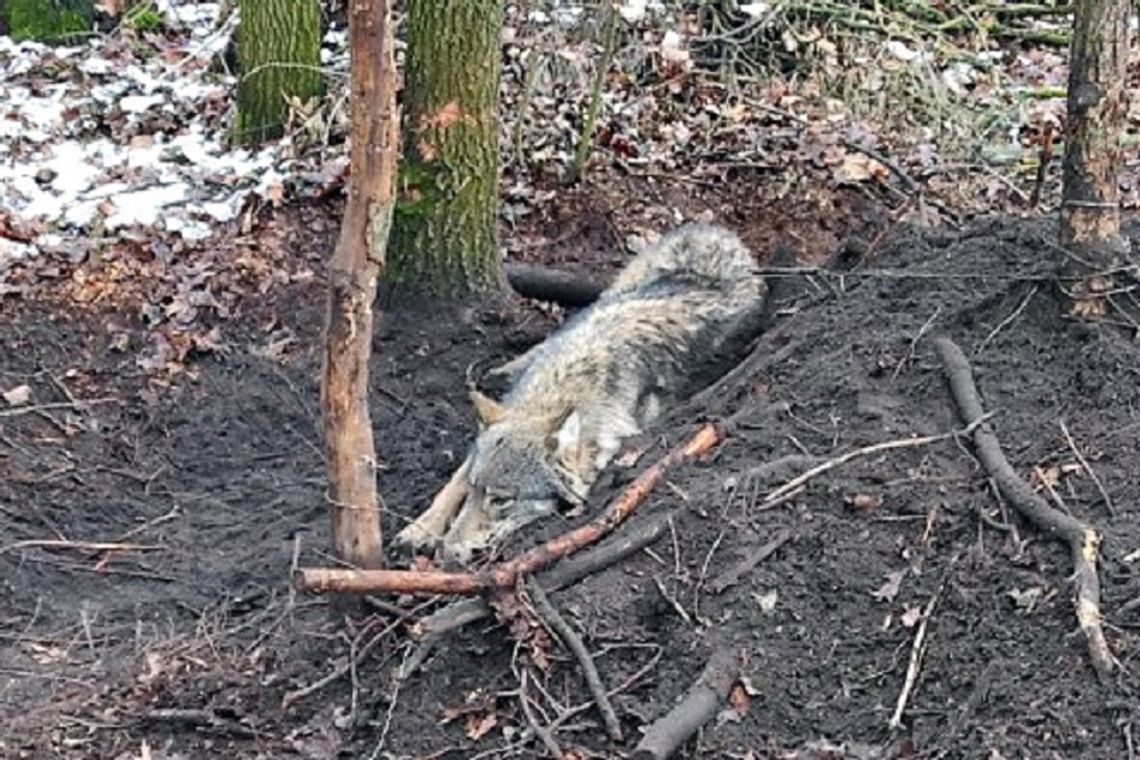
[235,0,322,145]
[385,0,504,297]
[3,0,91,42]
[320,0,399,572]
[1059,0,1132,313]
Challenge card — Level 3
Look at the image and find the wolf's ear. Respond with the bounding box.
[470,390,506,426]
[549,410,588,469]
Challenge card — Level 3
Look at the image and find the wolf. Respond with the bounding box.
[396,223,767,564]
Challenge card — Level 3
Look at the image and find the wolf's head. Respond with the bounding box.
[438,390,590,565]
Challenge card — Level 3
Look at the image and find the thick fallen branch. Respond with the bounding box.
[933,336,1114,678]
[297,424,722,597]
[412,508,679,639]
[504,262,606,307]
[631,646,743,760]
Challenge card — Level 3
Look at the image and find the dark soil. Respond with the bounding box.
[2,196,1139,759]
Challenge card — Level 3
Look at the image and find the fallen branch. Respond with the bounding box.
[520,669,564,758]
[298,424,722,596]
[527,580,622,741]
[761,417,988,506]
[413,508,679,640]
[1059,419,1115,516]
[631,645,743,760]
[709,529,793,594]
[933,336,1114,678]
[504,262,606,307]
[0,539,163,556]
[0,397,119,418]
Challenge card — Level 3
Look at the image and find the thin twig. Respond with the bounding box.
[0,540,163,556]
[520,669,564,759]
[762,416,989,506]
[368,645,411,760]
[526,579,623,741]
[709,529,793,594]
[1059,419,1115,516]
[0,397,118,418]
[974,284,1038,356]
[893,307,942,380]
[889,563,952,730]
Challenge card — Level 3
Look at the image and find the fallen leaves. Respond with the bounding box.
[2,383,32,406]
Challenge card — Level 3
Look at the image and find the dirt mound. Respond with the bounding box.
[2,214,1138,759]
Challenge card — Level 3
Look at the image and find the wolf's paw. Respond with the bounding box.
[394,521,444,553]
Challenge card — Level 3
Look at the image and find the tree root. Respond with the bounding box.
[933,336,1115,678]
[297,424,722,596]
[631,646,743,759]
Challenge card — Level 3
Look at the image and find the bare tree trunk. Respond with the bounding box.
[386,0,503,297]
[235,0,322,145]
[1059,0,1132,315]
[321,0,399,571]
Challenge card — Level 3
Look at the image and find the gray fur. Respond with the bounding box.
[397,223,767,563]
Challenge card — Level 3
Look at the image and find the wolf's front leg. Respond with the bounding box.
[395,455,472,551]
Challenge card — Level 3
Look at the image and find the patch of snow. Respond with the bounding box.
[104,183,191,230]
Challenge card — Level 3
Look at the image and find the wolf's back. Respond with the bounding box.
[606,223,759,298]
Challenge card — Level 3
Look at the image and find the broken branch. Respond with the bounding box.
[527,579,623,741]
[708,529,792,594]
[761,417,988,506]
[297,424,722,596]
[631,645,743,760]
[933,336,1114,678]
[413,508,679,639]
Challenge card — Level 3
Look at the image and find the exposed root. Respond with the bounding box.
[933,336,1115,679]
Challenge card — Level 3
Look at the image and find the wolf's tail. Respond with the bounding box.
[607,223,759,296]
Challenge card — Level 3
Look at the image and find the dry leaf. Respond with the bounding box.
[1032,465,1060,490]
[845,492,883,512]
[900,605,923,628]
[21,641,67,665]
[464,712,498,741]
[753,589,779,613]
[729,683,752,716]
[2,384,32,406]
[872,569,907,602]
[834,151,888,184]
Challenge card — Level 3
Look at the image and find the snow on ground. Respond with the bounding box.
[0,3,348,268]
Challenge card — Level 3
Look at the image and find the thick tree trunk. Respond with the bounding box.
[1059,0,1132,314]
[235,0,322,145]
[321,0,399,571]
[3,0,91,42]
[386,0,503,297]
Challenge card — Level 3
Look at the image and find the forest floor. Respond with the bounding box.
[4,177,1140,759]
[4,4,1140,760]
